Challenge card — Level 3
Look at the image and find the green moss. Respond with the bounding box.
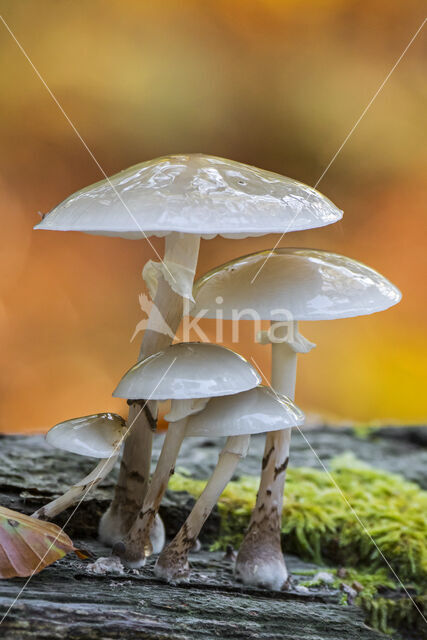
[329,568,425,635]
[352,424,380,439]
[169,454,427,635]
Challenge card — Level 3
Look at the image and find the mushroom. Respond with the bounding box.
[32,412,170,553]
[35,154,342,544]
[155,385,304,583]
[192,247,401,589]
[112,341,261,567]
[33,413,126,520]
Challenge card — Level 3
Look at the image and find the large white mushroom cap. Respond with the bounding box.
[46,413,126,458]
[192,248,402,321]
[113,342,261,401]
[185,386,304,437]
[34,154,342,239]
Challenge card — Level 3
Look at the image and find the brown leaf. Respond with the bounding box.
[0,505,78,579]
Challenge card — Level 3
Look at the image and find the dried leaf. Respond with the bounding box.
[0,505,78,578]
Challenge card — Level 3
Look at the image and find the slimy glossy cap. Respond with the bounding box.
[34,154,342,239]
[113,342,261,401]
[193,248,401,321]
[185,386,304,437]
[46,413,126,458]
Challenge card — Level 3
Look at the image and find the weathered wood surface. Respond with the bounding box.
[0,427,425,639]
[0,546,385,640]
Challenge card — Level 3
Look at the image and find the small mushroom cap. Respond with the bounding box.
[185,386,304,437]
[34,154,342,239]
[46,413,126,458]
[193,248,401,321]
[113,342,261,401]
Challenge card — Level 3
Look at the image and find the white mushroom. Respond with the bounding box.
[35,154,342,544]
[155,385,304,583]
[33,413,126,520]
[112,342,261,567]
[192,248,401,589]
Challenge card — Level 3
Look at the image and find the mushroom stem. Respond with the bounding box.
[155,434,250,582]
[117,416,189,568]
[100,233,200,546]
[236,320,313,590]
[33,455,119,520]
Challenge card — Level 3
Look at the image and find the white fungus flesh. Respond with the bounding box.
[192,248,401,321]
[153,387,304,584]
[185,386,304,438]
[113,342,262,401]
[34,154,342,239]
[46,413,126,458]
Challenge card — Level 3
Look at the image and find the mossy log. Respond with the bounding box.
[0,427,425,639]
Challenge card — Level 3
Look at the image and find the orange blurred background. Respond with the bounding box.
[0,0,426,433]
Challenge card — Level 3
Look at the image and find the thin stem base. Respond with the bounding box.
[155,435,249,582]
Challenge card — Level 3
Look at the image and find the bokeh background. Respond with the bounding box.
[0,0,426,433]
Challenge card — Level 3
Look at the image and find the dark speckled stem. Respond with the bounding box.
[102,234,200,543]
[236,329,298,589]
[155,435,250,581]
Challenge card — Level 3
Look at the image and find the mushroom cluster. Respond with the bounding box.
[192,248,401,589]
[111,342,303,581]
[33,153,400,588]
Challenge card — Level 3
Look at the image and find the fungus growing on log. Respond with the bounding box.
[155,385,304,582]
[35,154,342,546]
[33,413,126,520]
[192,248,401,589]
[112,341,261,567]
